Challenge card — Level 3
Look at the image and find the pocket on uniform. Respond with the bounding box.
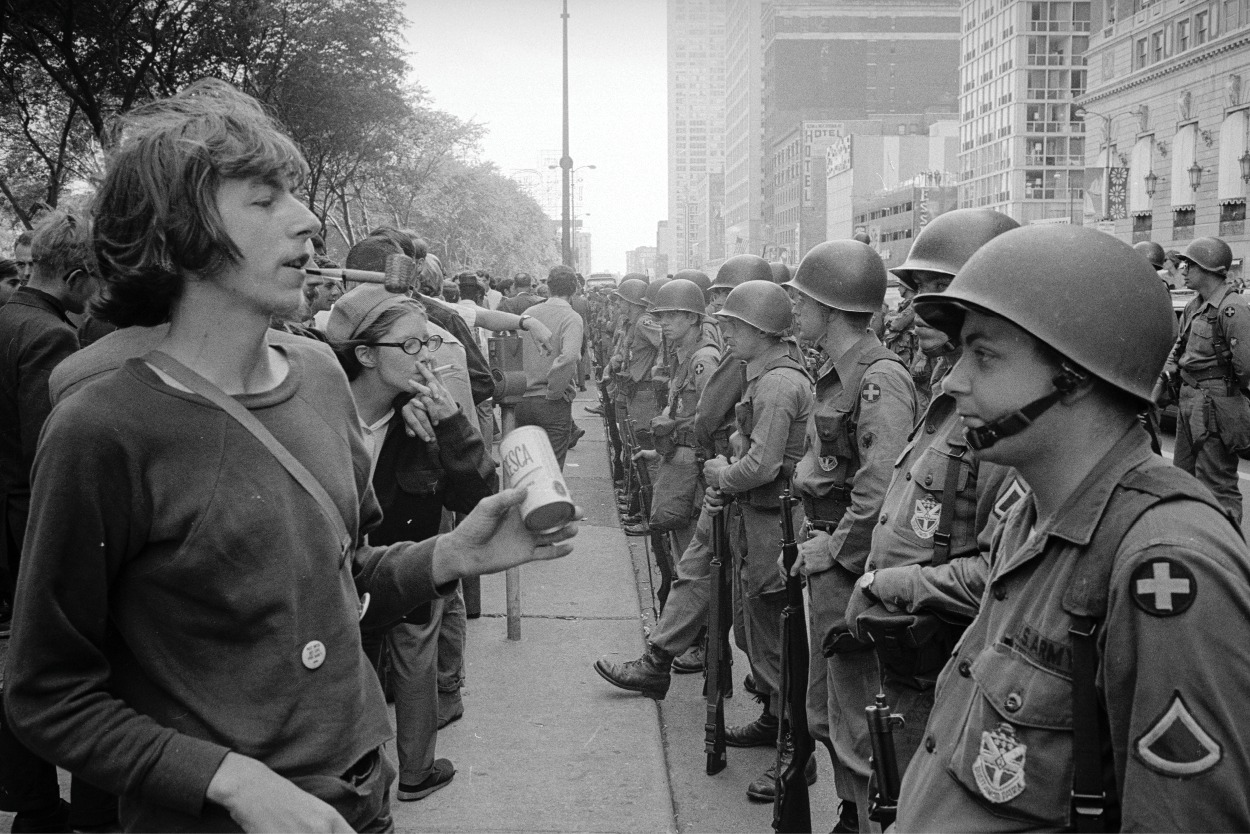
[815,410,855,462]
[895,447,972,548]
[945,642,1074,828]
[1208,392,1250,454]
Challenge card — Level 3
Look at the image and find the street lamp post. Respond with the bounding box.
[559,0,572,267]
[551,163,596,272]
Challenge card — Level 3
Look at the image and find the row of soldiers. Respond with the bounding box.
[592,211,1250,832]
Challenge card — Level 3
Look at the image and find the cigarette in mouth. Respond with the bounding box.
[431,364,454,374]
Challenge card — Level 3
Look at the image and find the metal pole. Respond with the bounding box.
[560,0,573,267]
[502,403,522,640]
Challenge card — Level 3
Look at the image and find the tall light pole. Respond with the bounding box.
[560,0,572,267]
[551,163,596,271]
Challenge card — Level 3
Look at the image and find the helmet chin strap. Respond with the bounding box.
[963,363,1088,451]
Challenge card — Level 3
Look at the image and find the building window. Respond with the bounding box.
[1221,201,1246,237]
[1196,10,1210,45]
[1174,208,1196,240]
[1177,18,1190,51]
[1136,37,1149,68]
[1132,214,1154,243]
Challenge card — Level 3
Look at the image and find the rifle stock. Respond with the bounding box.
[704,501,730,775]
[866,693,904,827]
[773,488,813,833]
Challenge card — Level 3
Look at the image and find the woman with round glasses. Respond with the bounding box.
[327,284,497,804]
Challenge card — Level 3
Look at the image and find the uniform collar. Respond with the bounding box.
[821,330,882,383]
[1033,424,1155,547]
[744,340,790,382]
[1199,282,1232,311]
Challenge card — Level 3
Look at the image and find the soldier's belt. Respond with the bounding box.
[1180,369,1229,388]
[802,491,851,525]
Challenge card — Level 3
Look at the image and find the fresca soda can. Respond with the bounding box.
[499,426,576,534]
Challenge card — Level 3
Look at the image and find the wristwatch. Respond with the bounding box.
[518,314,532,331]
[858,570,881,604]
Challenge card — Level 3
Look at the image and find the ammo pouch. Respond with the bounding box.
[809,565,875,656]
[856,610,967,690]
[651,413,679,458]
[1208,389,1250,460]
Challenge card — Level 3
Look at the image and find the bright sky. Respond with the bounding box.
[403,0,667,274]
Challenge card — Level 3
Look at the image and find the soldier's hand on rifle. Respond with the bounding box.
[633,449,659,462]
[702,454,729,488]
[703,486,729,516]
[845,571,901,640]
[789,530,834,576]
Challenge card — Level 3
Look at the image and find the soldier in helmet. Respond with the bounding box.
[607,276,664,490]
[674,268,721,352]
[593,257,789,692]
[703,280,814,798]
[841,210,1024,794]
[1160,236,1250,522]
[1134,240,1172,289]
[779,240,918,828]
[897,225,1250,832]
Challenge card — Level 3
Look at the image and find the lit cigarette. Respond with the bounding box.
[431,364,454,374]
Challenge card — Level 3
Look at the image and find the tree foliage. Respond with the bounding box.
[0,0,557,277]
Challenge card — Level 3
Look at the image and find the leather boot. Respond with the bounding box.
[724,709,780,748]
[593,644,673,700]
[831,800,860,833]
[745,733,818,802]
[671,644,704,674]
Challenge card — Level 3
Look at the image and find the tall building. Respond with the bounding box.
[690,170,727,269]
[627,246,659,277]
[1077,0,1250,275]
[668,0,728,270]
[769,120,846,262]
[761,1,961,247]
[723,0,767,258]
[959,0,1093,223]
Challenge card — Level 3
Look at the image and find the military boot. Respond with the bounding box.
[830,800,860,833]
[593,644,673,700]
[724,705,780,748]
[744,732,818,802]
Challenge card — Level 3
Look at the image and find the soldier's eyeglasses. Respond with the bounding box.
[368,335,442,355]
[1177,260,1190,272]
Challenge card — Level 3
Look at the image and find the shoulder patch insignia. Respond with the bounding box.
[911,494,940,540]
[973,723,1027,803]
[1132,558,1196,616]
[1134,691,1222,777]
[861,382,881,403]
[860,431,875,450]
[694,360,708,377]
[993,478,1028,520]
[1225,307,1237,318]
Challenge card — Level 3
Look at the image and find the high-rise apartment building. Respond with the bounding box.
[1077,0,1250,274]
[627,246,659,278]
[959,0,1093,223]
[668,0,728,271]
[722,0,766,259]
[761,1,961,247]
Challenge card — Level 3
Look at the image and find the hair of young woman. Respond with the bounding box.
[331,298,427,381]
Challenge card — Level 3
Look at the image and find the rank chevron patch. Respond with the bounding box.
[1134,691,1222,777]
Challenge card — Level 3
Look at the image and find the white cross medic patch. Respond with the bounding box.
[861,382,881,403]
[1134,691,1222,777]
[1131,558,1196,617]
[911,494,940,539]
[973,723,1027,803]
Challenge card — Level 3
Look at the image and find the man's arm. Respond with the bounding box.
[717,371,806,494]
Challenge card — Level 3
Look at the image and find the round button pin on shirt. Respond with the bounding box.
[302,640,326,670]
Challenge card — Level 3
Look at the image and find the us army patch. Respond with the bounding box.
[860,431,875,450]
[1131,559,1196,617]
[911,494,940,540]
[1134,691,1222,777]
[861,383,881,403]
[819,456,838,472]
[973,723,1026,803]
[992,478,1027,519]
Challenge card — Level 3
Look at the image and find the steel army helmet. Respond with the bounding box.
[913,225,1173,405]
[1177,237,1233,275]
[769,262,793,285]
[673,268,712,296]
[612,278,649,307]
[785,239,887,313]
[711,254,773,290]
[650,278,707,316]
[1134,240,1167,270]
[892,209,1021,291]
[715,280,793,335]
[644,276,671,308]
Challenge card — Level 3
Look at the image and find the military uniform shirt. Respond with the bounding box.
[791,332,916,574]
[665,336,719,431]
[717,342,811,496]
[1168,283,1250,384]
[898,427,1250,832]
[623,314,662,383]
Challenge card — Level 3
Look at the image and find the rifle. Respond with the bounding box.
[600,376,625,482]
[773,488,813,833]
[866,692,905,828]
[625,418,674,608]
[704,496,731,775]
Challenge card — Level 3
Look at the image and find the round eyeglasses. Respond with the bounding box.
[368,335,442,355]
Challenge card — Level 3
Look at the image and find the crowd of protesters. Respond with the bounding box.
[0,79,584,833]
